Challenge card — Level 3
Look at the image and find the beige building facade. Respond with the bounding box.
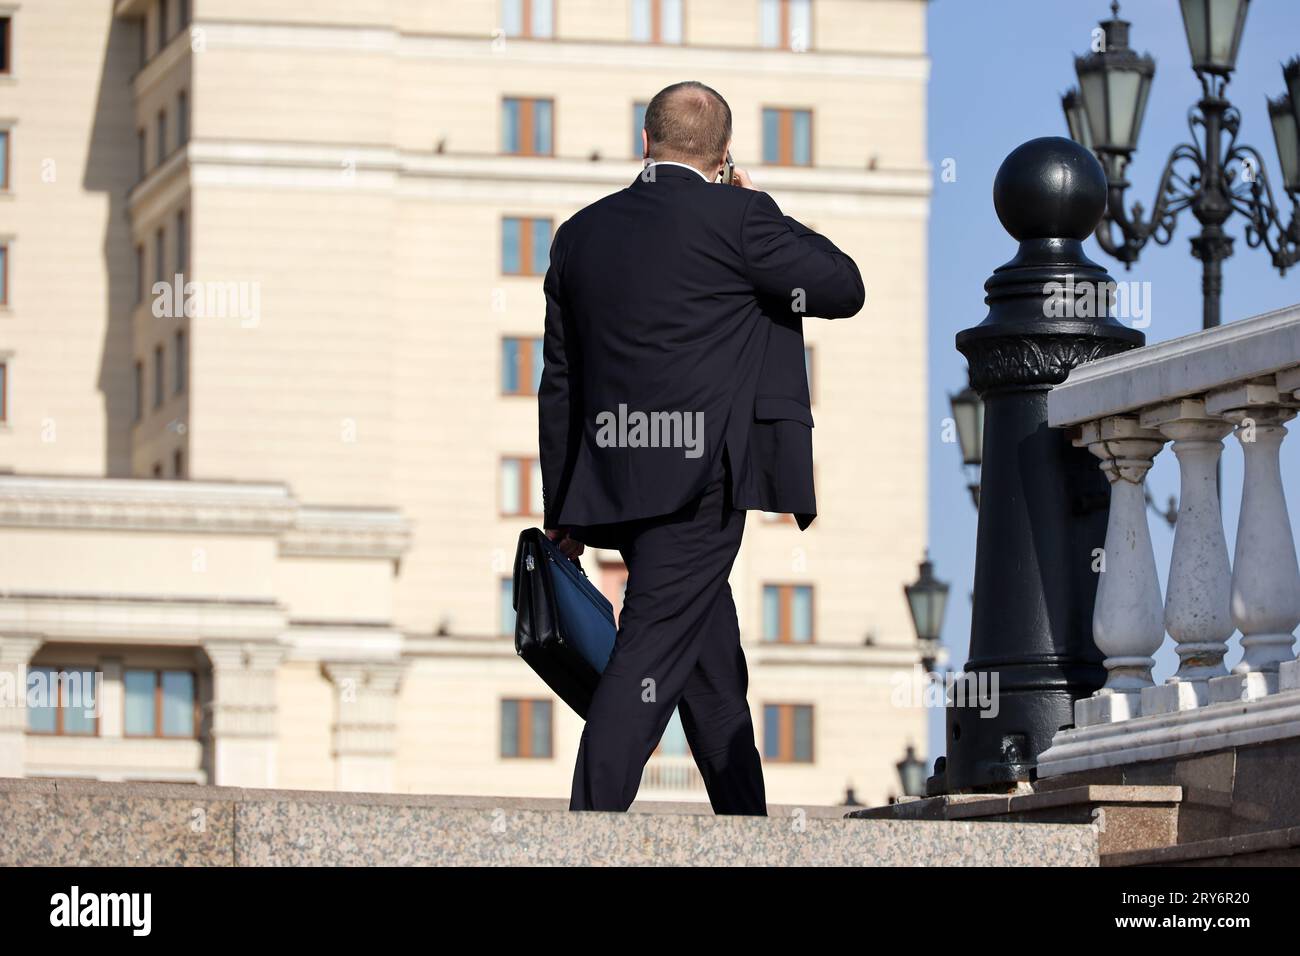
[0,0,930,808]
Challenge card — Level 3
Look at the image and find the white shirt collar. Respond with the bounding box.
[645,160,712,182]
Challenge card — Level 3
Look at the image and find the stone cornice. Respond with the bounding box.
[0,476,411,560]
[0,476,296,534]
[279,507,412,561]
[0,592,286,644]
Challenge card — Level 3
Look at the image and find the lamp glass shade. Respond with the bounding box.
[1062,88,1093,151]
[1179,0,1250,74]
[904,560,949,645]
[949,385,984,467]
[1286,58,1300,128]
[1079,63,1152,154]
[1267,95,1300,194]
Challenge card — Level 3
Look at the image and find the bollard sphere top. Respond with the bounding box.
[992,136,1108,242]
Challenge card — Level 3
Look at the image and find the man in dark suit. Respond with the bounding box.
[539,81,864,814]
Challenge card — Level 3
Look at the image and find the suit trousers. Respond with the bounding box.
[570,475,767,815]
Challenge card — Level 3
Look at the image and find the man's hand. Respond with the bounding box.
[732,167,758,190]
[545,527,585,561]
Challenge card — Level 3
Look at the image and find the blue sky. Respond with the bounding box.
[925,0,1300,764]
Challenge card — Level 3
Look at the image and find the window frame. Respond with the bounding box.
[153,342,165,409]
[632,0,685,45]
[123,668,200,739]
[501,0,556,40]
[501,215,552,277]
[501,96,555,158]
[0,13,12,76]
[26,666,101,738]
[761,583,815,643]
[762,107,814,168]
[762,702,814,763]
[0,126,10,192]
[499,454,543,516]
[501,335,544,396]
[500,697,554,759]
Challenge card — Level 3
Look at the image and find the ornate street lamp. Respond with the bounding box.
[949,373,984,510]
[896,745,927,799]
[904,555,949,673]
[1062,1,1300,330]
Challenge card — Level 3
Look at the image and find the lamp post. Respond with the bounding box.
[1063,1,1300,331]
[949,373,984,510]
[896,745,927,799]
[904,555,949,674]
[946,137,1143,793]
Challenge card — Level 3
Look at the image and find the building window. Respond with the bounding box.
[125,669,197,738]
[632,101,648,158]
[762,108,812,167]
[500,698,552,758]
[500,456,543,516]
[155,109,167,166]
[501,0,554,39]
[759,0,811,51]
[632,0,683,44]
[0,241,7,306]
[136,128,146,181]
[135,244,144,304]
[0,128,9,191]
[173,447,184,478]
[154,227,165,285]
[762,584,813,643]
[133,361,143,422]
[153,343,164,408]
[26,667,99,737]
[176,209,187,275]
[805,344,815,402]
[500,576,516,635]
[0,360,7,423]
[0,14,11,74]
[502,97,554,157]
[501,336,543,396]
[177,90,189,146]
[501,216,551,276]
[157,0,169,51]
[179,0,191,30]
[152,462,162,478]
[174,329,186,394]
[763,703,813,763]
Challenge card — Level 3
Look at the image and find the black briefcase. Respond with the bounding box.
[512,528,617,718]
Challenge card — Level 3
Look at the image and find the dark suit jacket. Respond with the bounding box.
[539,163,864,542]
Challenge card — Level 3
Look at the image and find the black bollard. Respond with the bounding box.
[939,137,1145,794]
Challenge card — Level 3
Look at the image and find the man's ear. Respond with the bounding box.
[641,128,650,160]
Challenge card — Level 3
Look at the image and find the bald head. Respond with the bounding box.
[643,81,732,173]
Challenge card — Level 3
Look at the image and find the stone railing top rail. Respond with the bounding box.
[1048,302,1300,427]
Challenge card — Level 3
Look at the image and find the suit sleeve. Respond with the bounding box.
[740,190,866,319]
[538,224,579,529]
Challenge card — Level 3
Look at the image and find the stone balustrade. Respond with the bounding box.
[1037,303,1300,776]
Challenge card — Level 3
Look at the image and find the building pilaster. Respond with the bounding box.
[321,661,407,793]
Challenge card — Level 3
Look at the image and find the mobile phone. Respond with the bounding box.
[721,151,735,185]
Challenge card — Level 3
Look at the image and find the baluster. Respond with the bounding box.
[1276,368,1300,693]
[1205,384,1300,702]
[1140,401,1233,712]
[1075,416,1167,727]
